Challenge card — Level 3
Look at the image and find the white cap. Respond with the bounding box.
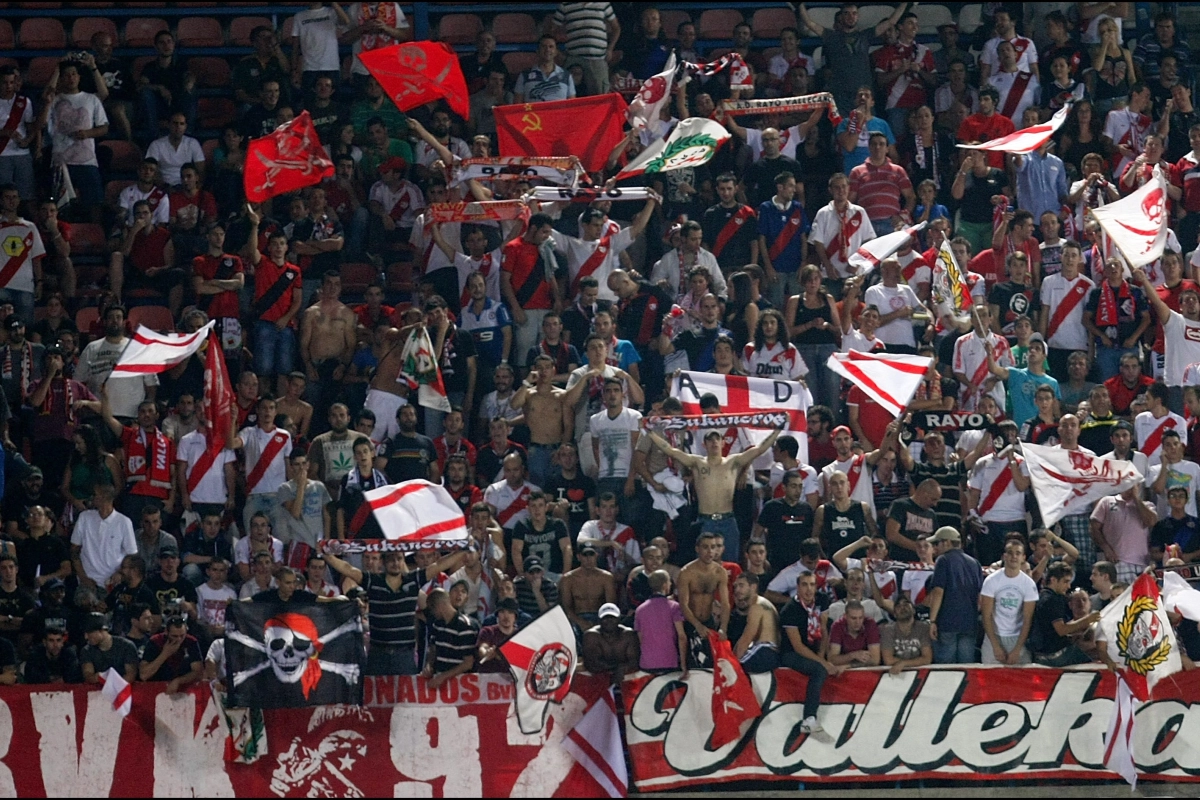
[598,603,621,619]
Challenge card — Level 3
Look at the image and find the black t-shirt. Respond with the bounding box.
[561,301,610,351]
[105,582,161,637]
[543,471,596,539]
[779,598,823,653]
[80,635,139,679]
[701,203,760,270]
[1151,514,1200,554]
[20,602,69,641]
[1032,588,1073,655]
[339,470,388,539]
[80,55,135,101]
[0,586,33,643]
[960,169,1009,223]
[886,497,938,562]
[440,328,477,394]
[511,518,571,575]
[141,633,203,681]
[383,433,437,485]
[181,529,235,564]
[909,460,968,530]
[301,99,349,144]
[145,574,199,613]
[287,214,345,276]
[987,280,1041,334]
[15,534,70,589]
[24,643,80,684]
[745,155,801,207]
[818,500,870,559]
[251,588,319,605]
[141,57,191,102]
[475,441,525,489]
[1,490,62,536]
[757,499,814,568]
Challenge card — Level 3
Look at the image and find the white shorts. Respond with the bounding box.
[365,388,407,444]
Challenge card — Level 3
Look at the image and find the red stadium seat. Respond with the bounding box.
[188,57,233,89]
[124,17,169,48]
[492,13,539,44]
[15,3,64,8]
[104,179,134,208]
[18,18,66,49]
[698,9,744,40]
[230,16,272,47]
[71,17,118,48]
[198,98,237,129]
[437,14,484,45]
[201,138,221,163]
[502,52,539,77]
[386,261,415,294]
[67,223,107,256]
[127,305,174,334]
[0,21,14,50]
[177,17,224,48]
[659,11,692,38]
[74,307,99,334]
[752,8,798,39]
[98,140,144,172]
[23,57,60,89]
[340,262,378,295]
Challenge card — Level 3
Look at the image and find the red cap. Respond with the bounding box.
[379,157,408,175]
[831,425,853,437]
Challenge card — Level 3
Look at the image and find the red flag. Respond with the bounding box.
[357,41,470,120]
[494,94,629,173]
[202,333,234,454]
[244,111,334,203]
[708,632,761,749]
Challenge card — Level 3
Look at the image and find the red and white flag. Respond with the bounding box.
[562,688,628,798]
[1103,675,1139,789]
[110,320,216,377]
[616,118,730,179]
[957,100,1073,154]
[358,41,470,120]
[399,326,451,412]
[709,632,761,749]
[501,605,578,734]
[244,111,335,203]
[1161,570,1200,622]
[202,332,234,452]
[1099,572,1182,702]
[673,370,811,463]
[1089,164,1169,268]
[627,53,676,132]
[100,667,132,717]
[825,351,932,418]
[363,480,469,547]
[1020,443,1144,528]
[848,221,927,275]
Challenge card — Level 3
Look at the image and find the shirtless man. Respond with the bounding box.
[363,319,420,446]
[677,531,731,668]
[511,353,574,487]
[299,271,357,435]
[558,545,616,632]
[649,536,681,583]
[647,426,783,562]
[731,572,781,673]
[276,372,314,442]
[581,603,640,686]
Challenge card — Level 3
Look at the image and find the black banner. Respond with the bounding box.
[227,600,365,708]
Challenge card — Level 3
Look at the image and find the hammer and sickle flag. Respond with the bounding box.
[494,94,628,173]
[358,41,470,119]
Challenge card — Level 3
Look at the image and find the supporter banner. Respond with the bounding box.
[624,667,1200,790]
[644,412,792,431]
[427,200,531,226]
[1089,165,1169,268]
[362,479,469,547]
[525,186,660,203]
[674,370,810,464]
[449,156,583,188]
[908,410,994,431]
[717,92,841,124]
[358,41,469,119]
[110,321,216,376]
[615,118,730,180]
[495,95,629,173]
[0,674,611,797]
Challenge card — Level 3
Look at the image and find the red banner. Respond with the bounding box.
[358,41,470,120]
[623,667,1200,790]
[0,674,609,797]
[244,111,334,203]
[494,94,629,173]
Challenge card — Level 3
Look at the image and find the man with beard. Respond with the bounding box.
[379,403,438,485]
[729,571,781,673]
[15,507,69,593]
[544,440,596,542]
[308,403,368,500]
[444,455,483,517]
[607,269,671,405]
[300,272,357,434]
[76,305,157,423]
[101,388,174,522]
[146,546,198,621]
[413,109,469,179]
[880,595,933,674]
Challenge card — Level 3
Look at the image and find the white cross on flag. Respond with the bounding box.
[110,320,216,377]
[363,480,469,548]
[501,606,578,734]
[825,351,932,417]
[100,667,132,717]
[1089,164,1169,268]
[673,371,811,464]
[957,100,1074,154]
[848,221,927,275]
[1020,442,1144,528]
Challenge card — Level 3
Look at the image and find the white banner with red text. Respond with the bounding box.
[623,666,1200,790]
[0,673,610,797]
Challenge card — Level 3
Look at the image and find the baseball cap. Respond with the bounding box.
[160,545,180,558]
[82,612,109,634]
[831,425,853,438]
[42,577,65,592]
[25,466,42,480]
[598,603,621,619]
[1028,333,1046,347]
[523,555,544,572]
[929,526,961,543]
[497,597,520,613]
[379,156,407,174]
[579,545,598,557]
[165,614,187,628]
[5,317,23,331]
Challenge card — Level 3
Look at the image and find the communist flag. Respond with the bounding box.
[358,41,470,120]
[244,111,334,202]
[494,94,629,173]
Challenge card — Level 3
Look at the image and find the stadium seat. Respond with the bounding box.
[15,3,64,8]
[104,179,134,208]
[18,18,66,49]
[201,138,221,163]
[128,305,174,333]
[198,98,237,129]
[437,14,484,45]
[752,8,798,39]
[492,13,539,44]
[124,17,169,48]
[340,262,378,296]
[177,17,224,48]
[386,261,415,294]
[804,7,838,34]
[0,21,14,50]
[957,4,984,35]
[23,57,60,89]
[858,6,898,31]
[189,57,233,89]
[659,11,692,38]
[230,16,272,47]
[707,47,733,60]
[917,4,955,35]
[698,10,744,40]
[0,59,17,73]
[74,307,99,334]
[98,140,144,173]
[502,52,539,77]
[71,17,118,48]
[67,223,107,256]
[131,56,156,82]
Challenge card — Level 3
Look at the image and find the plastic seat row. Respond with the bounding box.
[9,15,273,50]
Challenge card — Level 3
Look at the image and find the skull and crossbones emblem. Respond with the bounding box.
[230,612,361,699]
[253,121,333,196]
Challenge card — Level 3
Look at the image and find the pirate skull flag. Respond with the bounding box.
[226,600,364,708]
[244,111,335,203]
[357,41,470,120]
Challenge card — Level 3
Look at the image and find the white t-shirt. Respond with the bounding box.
[820,456,876,514]
[348,2,409,76]
[767,559,843,596]
[0,95,33,157]
[415,138,471,169]
[70,508,137,584]
[1147,459,1200,518]
[988,68,1040,124]
[968,454,1030,523]
[0,218,45,293]
[176,431,237,504]
[744,123,805,162]
[1104,108,1153,178]
[484,479,538,531]
[410,215,458,273]
[239,426,293,495]
[454,249,503,304]
[810,202,876,279]
[863,283,922,347]
[589,407,642,479]
[239,576,278,600]
[742,341,808,380]
[75,337,158,419]
[768,462,822,499]
[48,91,107,167]
[1040,272,1094,351]
[952,332,1011,411]
[234,535,285,568]
[825,597,887,624]
[555,227,636,302]
[145,135,205,187]
[979,36,1039,73]
[980,569,1039,637]
[117,183,171,226]
[1163,311,1200,388]
[767,52,816,81]
[292,5,343,73]
[369,179,425,229]
[578,519,641,575]
[196,582,238,629]
[1133,410,1187,467]
[840,328,885,354]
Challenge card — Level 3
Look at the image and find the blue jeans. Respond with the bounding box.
[1093,345,1137,382]
[346,206,370,261]
[780,650,827,718]
[699,514,742,562]
[367,642,418,675]
[0,155,35,203]
[933,629,976,664]
[870,217,896,236]
[253,321,297,380]
[795,343,839,411]
[424,391,465,439]
[140,86,196,141]
[527,442,557,488]
[0,289,34,325]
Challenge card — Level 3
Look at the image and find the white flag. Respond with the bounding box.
[563,689,628,798]
[957,102,1073,154]
[616,118,730,179]
[364,479,469,547]
[847,221,927,275]
[1020,443,1143,528]
[398,326,451,412]
[1102,675,1139,789]
[100,667,132,717]
[110,320,216,377]
[825,351,932,418]
[627,53,676,131]
[1098,572,1182,702]
[501,605,578,734]
[1161,570,1200,621]
[1089,164,1169,268]
[673,370,811,464]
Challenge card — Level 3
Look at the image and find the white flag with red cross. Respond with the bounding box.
[111,321,216,377]
[673,371,811,464]
[957,100,1074,154]
[363,480,469,548]
[501,605,578,734]
[848,221,927,275]
[825,351,932,418]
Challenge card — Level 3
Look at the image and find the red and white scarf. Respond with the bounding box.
[1096,280,1131,328]
[2,341,31,401]
[39,376,77,425]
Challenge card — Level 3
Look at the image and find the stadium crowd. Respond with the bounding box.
[0,1,1196,732]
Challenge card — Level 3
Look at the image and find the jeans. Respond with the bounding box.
[1093,345,1138,383]
[242,492,277,539]
[0,155,34,203]
[699,514,742,562]
[780,650,827,718]
[0,289,34,326]
[66,165,103,208]
[253,321,297,381]
[367,642,418,676]
[766,270,804,311]
[527,442,558,488]
[140,86,196,141]
[1034,643,1092,667]
[423,390,465,439]
[345,206,370,262]
[795,343,839,411]
[870,217,896,236]
[933,629,976,664]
